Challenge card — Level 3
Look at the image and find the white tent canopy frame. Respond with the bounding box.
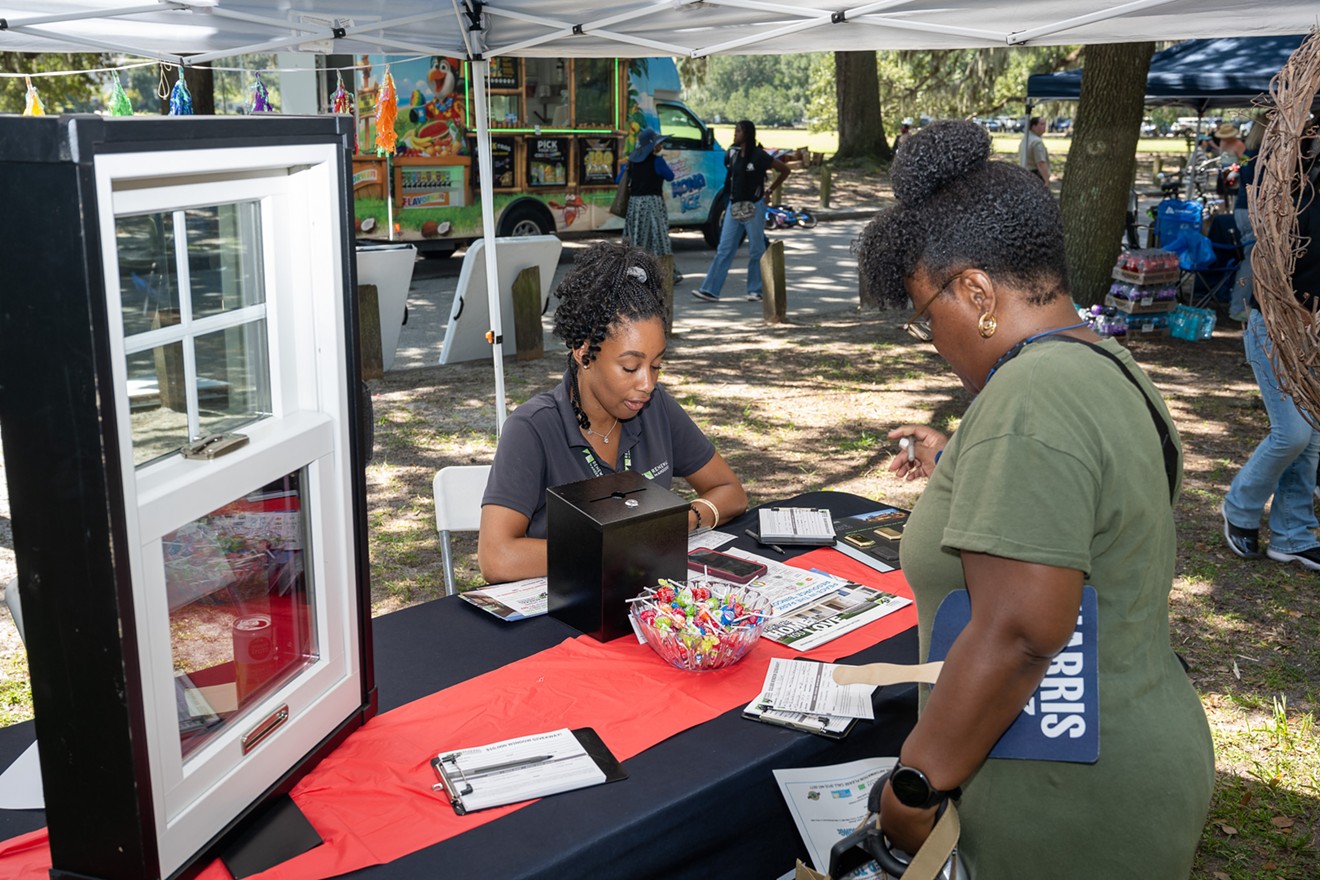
[4,1,1317,429]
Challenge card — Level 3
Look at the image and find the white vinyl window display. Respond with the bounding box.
[94,145,364,877]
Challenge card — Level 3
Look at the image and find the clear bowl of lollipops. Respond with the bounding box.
[628,578,772,671]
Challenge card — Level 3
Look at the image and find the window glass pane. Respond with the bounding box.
[128,344,190,466]
[573,59,614,127]
[167,471,318,759]
[195,320,271,437]
[116,212,179,337]
[658,104,703,142]
[188,203,265,319]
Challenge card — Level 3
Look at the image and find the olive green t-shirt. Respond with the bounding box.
[900,337,1214,879]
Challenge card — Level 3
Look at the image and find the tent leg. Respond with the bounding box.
[471,57,508,435]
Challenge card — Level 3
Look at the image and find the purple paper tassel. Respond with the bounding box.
[169,73,193,116]
[250,74,273,113]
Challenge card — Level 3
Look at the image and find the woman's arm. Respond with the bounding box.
[477,504,546,583]
[766,156,790,198]
[655,155,676,181]
[683,450,748,530]
[880,553,1084,853]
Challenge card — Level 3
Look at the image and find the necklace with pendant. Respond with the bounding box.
[583,416,619,445]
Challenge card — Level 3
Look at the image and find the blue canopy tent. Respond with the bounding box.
[1027,35,1307,111]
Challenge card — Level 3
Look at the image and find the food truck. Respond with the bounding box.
[351,56,728,253]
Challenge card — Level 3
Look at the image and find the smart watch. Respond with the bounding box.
[888,762,961,809]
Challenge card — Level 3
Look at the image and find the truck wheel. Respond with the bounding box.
[703,192,728,247]
[498,202,553,237]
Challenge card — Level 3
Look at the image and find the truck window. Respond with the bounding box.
[574,59,614,128]
[657,102,705,150]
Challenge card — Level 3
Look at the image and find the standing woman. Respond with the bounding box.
[857,120,1213,877]
[620,127,681,283]
[478,241,746,583]
[693,119,790,303]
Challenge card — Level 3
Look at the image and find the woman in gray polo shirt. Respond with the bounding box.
[478,241,747,582]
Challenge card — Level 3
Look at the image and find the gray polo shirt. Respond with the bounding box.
[482,370,717,538]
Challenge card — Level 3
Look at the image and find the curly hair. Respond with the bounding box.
[552,240,668,430]
[856,119,1069,309]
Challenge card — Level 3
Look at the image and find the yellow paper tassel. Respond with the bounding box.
[22,76,46,117]
[375,68,398,156]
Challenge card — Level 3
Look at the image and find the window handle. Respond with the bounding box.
[181,432,249,460]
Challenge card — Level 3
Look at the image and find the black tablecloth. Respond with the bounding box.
[0,491,917,879]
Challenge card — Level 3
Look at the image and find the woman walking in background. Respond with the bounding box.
[619,127,681,283]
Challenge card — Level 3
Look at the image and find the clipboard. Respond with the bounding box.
[757,507,837,546]
[429,727,626,815]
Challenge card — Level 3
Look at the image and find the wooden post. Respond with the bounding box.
[819,165,832,208]
[356,284,384,380]
[511,266,544,361]
[151,308,187,411]
[657,254,676,336]
[760,240,787,323]
[770,185,783,207]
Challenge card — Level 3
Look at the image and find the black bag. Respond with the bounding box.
[609,169,630,218]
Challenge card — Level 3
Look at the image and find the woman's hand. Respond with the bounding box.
[878,780,938,856]
[886,424,948,481]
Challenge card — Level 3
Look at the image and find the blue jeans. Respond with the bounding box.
[1224,309,1320,552]
[699,199,767,297]
[1229,207,1255,318]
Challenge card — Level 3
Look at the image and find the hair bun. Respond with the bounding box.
[891,120,993,204]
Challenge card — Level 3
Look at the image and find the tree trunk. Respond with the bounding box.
[833,51,892,164]
[158,64,215,115]
[1059,42,1154,306]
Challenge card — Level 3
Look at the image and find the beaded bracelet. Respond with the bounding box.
[689,502,704,529]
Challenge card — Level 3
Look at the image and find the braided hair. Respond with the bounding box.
[552,240,668,431]
[856,119,1068,309]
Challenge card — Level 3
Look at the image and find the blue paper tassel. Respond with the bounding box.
[169,73,193,116]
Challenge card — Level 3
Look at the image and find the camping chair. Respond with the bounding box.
[1184,213,1243,309]
[433,465,491,596]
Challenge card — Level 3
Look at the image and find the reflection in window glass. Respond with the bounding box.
[188,203,265,319]
[166,471,317,758]
[195,320,271,437]
[116,212,179,337]
[128,345,190,466]
[658,104,703,143]
[574,59,614,127]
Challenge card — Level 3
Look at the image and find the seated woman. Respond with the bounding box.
[857,120,1213,877]
[478,241,746,582]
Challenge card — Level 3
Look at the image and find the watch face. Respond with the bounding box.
[891,766,935,808]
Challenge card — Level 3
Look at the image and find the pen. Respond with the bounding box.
[900,436,915,462]
[745,528,785,555]
[458,754,555,778]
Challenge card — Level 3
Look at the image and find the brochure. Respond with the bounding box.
[460,577,548,620]
[758,658,877,720]
[762,581,912,652]
[774,757,898,879]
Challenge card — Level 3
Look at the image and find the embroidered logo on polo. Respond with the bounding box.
[927,586,1100,763]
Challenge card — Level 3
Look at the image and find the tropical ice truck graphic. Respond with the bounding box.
[351,56,729,255]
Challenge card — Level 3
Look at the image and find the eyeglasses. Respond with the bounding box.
[903,283,947,342]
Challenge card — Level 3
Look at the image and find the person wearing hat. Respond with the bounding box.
[618,127,680,283]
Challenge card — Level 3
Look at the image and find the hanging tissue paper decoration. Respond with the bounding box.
[109,76,134,116]
[22,76,45,117]
[330,72,356,151]
[374,67,398,156]
[169,71,193,115]
[250,73,274,113]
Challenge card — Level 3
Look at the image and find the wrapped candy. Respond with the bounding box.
[628,579,771,671]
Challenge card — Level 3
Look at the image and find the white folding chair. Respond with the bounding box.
[432,465,491,597]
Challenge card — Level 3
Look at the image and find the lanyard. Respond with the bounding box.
[581,446,631,479]
[983,321,1089,387]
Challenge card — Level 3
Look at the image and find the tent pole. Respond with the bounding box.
[471,56,508,434]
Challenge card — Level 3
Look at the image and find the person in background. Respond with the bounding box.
[1221,113,1320,571]
[1225,120,1264,322]
[619,128,681,284]
[896,123,913,148]
[856,120,1213,878]
[478,241,746,583]
[692,119,790,303]
[1018,115,1050,184]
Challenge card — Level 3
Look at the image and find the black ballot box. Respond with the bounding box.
[547,471,688,641]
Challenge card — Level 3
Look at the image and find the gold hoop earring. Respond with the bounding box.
[977,313,998,339]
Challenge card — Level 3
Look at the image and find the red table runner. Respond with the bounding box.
[0,550,913,880]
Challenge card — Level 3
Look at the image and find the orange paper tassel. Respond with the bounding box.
[22,76,45,117]
[375,68,398,156]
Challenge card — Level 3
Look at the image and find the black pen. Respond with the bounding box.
[459,754,555,778]
[745,528,785,555]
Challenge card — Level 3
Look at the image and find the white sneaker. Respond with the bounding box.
[1266,546,1320,571]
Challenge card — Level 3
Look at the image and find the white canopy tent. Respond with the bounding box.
[4,0,1317,428]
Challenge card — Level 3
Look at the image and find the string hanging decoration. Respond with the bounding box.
[330,71,357,152]
[22,76,45,117]
[108,75,133,116]
[249,73,274,113]
[375,67,398,156]
[1251,27,1320,429]
[168,70,193,115]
